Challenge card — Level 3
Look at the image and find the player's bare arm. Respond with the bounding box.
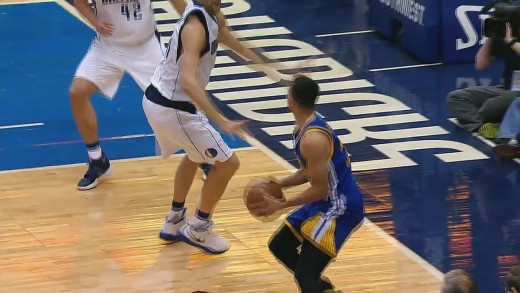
[169,0,252,56]
[216,13,284,83]
[169,0,188,16]
[169,0,282,83]
[250,131,331,215]
[179,16,248,139]
[281,131,330,208]
[278,168,309,189]
[475,37,495,70]
[216,13,264,64]
[179,16,225,125]
[74,0,113,36]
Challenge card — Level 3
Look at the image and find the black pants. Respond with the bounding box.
[268,224,334,293]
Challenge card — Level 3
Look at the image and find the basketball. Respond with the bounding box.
[263,177,285,201]
[245,184,266,206]
[243,177,285,222]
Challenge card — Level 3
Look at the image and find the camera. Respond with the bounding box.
[482,0,520,39]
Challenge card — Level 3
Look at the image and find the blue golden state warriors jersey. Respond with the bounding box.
[293,112,364,215]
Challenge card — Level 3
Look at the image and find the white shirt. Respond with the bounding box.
[151,0,219,102]
[92,0,157,45]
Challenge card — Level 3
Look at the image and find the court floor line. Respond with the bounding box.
[0,146,256,174]
[315,29,375,38]
[448,118,520,164]
[0,123,44,130]
[32,134,155,146]
[0,0,53,5]
[370,62,443,72]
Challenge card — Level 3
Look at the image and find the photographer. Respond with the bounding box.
[494,96,520,159]
[446,17,520,139]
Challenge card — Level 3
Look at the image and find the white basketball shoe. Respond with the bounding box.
[158,207,187,242]
[178,217,230,254]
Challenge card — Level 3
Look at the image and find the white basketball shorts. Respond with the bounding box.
[142,97,234,164]
[74,34,164,99]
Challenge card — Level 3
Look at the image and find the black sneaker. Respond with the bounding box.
[199,163,212,181]
[77,153,112,190]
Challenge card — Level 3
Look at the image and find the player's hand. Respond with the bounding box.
[260,65,282,83]
[267,176,283,189]
[249,194,285,216]
[95,22,114,37]
[504,22,514,44]
[219,120,250,140]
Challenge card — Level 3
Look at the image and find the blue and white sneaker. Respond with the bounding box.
[77,153,112,190]
[199,163,212,181]
[178,217,230,254]
[159,207,187,242]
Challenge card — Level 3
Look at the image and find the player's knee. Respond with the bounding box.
[212,154,239,178]
[294,267,315,292]
[69,79,95,102]
[267,234,281,255]
[267,226,289,256]
[69,86,88,103]
[222,153,240,173]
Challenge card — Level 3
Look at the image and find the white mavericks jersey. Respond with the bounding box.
[151,1,219,103]
[92,0,157,45]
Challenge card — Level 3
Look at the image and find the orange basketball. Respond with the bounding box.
[263,177,284,201]
[245,185,267,208]
[243,177,285,222]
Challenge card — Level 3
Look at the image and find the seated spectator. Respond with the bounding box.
[494,97,520,159]
[505,265,520,293]
[441,269,479,293]
[495,136,520,159]
[447,22,520,139]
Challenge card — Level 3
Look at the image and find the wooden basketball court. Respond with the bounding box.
[0,147,442,292]
[1,0,443,290]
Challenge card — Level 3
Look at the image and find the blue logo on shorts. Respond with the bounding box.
[205,148,218,158]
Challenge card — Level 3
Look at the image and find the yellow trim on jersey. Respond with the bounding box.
[301,127,334,162]
[283,219,304,243]
[338,140,351,168]
[300,213,338,258]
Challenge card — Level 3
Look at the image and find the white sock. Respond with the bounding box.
[87,145,102,160]
[190,216,209,228]
[168,209,184,221]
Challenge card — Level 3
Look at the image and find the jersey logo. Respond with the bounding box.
[186,229,205,243]
[205,148,218,158]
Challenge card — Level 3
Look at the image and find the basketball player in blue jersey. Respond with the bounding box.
[69,0,270,190]
[250,75,365,293]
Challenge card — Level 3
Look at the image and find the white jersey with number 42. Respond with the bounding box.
[92,0,157,45]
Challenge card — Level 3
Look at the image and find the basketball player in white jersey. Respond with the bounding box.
[143,0,277,254]
[70,0,267,190]
[70,0,165,190]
